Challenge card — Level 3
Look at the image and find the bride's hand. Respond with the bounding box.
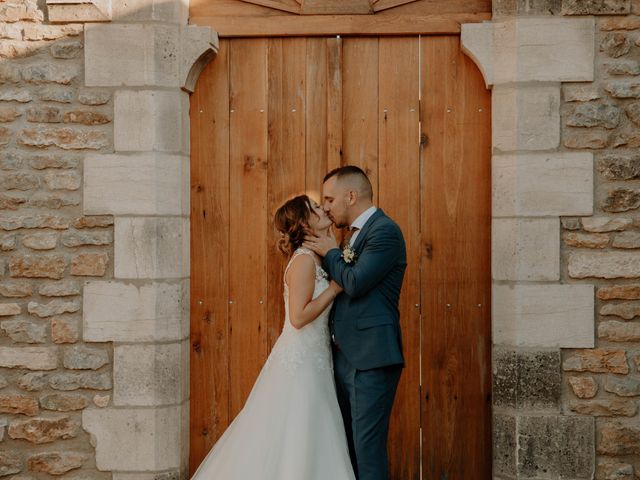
[329,280,343,296]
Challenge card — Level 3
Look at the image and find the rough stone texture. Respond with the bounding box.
[0,302,20,315]
[597,153,640,180]
[598,422,640,455]
[564,129,610,149]
[569,398,637,416]
[27,452,85,474]
[493,413,516,477]
[8,254,66,279]
[82,405,184,470]
[0,451,21,477]
[517,415,594,478]
[39,280,80,297]
[17,372,49,391]
[17,127,108,150]
[600,32,632,57]
[51,316,79,343]
[567,102,622,128]
[40,393,89,411]
[492,152,593,216]
[569,250,640,278]
[599,320,640,341]
[0,319,47,343]
[28,299,80,318]
[0,280,32,298]
[493,348,561,409]
[598,283,640,299]
[600,301,640,319]
[493,284,594,347]
[63,345,109,370]
[596,462,634,479]
[564,348,629,373]
[0,346,58,370]
[564,83,601,102]
[604,376,640,396]
[564,231,610,248]
[563,0,631,15]
[62,231,112,247]
[48,371,112,391]
[568,376,599,398]
[83,280,188,342]
[605,59,640,75]
[70,252,108,276]
[582,216,633,232]
[0,394,39,415]
[602,187,640,212]
[22,232,58,250]
[8,416,79,443]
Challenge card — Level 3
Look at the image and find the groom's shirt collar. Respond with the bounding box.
[348,206,377,246]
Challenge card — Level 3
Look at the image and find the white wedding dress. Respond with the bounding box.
[190,247,356,480]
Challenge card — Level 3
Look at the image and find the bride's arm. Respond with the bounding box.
[286,254,342,330]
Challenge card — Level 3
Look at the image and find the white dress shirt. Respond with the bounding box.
[348,206,377,246]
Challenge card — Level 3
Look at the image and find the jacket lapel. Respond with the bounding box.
[351,208,385,253]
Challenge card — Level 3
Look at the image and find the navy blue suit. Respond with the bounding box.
[323,208,407,480]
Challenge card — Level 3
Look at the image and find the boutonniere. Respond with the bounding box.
[341,244,357,264]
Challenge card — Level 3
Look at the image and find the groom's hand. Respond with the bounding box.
[303,229,339,257]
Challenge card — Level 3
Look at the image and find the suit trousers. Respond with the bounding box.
[333,345,402,480]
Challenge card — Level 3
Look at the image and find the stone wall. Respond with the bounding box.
[561,2,640,478]
[0,0,116,476]
[485,1,640,479]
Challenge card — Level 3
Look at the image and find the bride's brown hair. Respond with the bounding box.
[274,194,316,256]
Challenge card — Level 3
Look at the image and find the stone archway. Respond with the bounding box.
[74,5,598,480]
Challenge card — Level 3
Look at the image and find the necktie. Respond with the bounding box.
[341,226,358,249]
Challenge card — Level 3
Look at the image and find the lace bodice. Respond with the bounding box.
[266,248,333,375]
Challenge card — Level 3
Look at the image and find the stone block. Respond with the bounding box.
[517,415,594,478]
[114,90,188,153]
[492,218,560,281]
[82,404,185,470]
[492,84,560,152]
[563,0,631,15]
[85,24,179,87]
[461,18,594,87]
[493,283,594,347]
[493,348,561,410]
[83,152,189,216]
[113,340,188,406]
[114,217,189,279]
[0,346,58,370]
[83,280,188,342]
[569,250,640,278]
[493,413,516,477]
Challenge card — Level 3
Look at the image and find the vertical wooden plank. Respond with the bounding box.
[420,35,492,480]
[342,37,379,202]
[377,36,421,480]
[266,37,307,350]
[189,39,230,476]
[305,37,328,200]
[326,36,342,172]
[228,38,269,418]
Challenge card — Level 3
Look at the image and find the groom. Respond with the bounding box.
[304,165,407,480]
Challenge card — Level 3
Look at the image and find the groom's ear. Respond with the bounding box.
[347,190,358,205]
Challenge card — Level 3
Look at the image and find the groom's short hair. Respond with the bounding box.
[324,165,373,200]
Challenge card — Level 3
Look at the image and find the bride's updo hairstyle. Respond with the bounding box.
[274,194,315,256]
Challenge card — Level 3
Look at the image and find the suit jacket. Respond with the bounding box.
[323,208,407,370]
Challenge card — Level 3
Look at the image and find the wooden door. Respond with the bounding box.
[190,35,491,479]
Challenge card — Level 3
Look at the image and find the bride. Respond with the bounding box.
[190,194,356,480]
